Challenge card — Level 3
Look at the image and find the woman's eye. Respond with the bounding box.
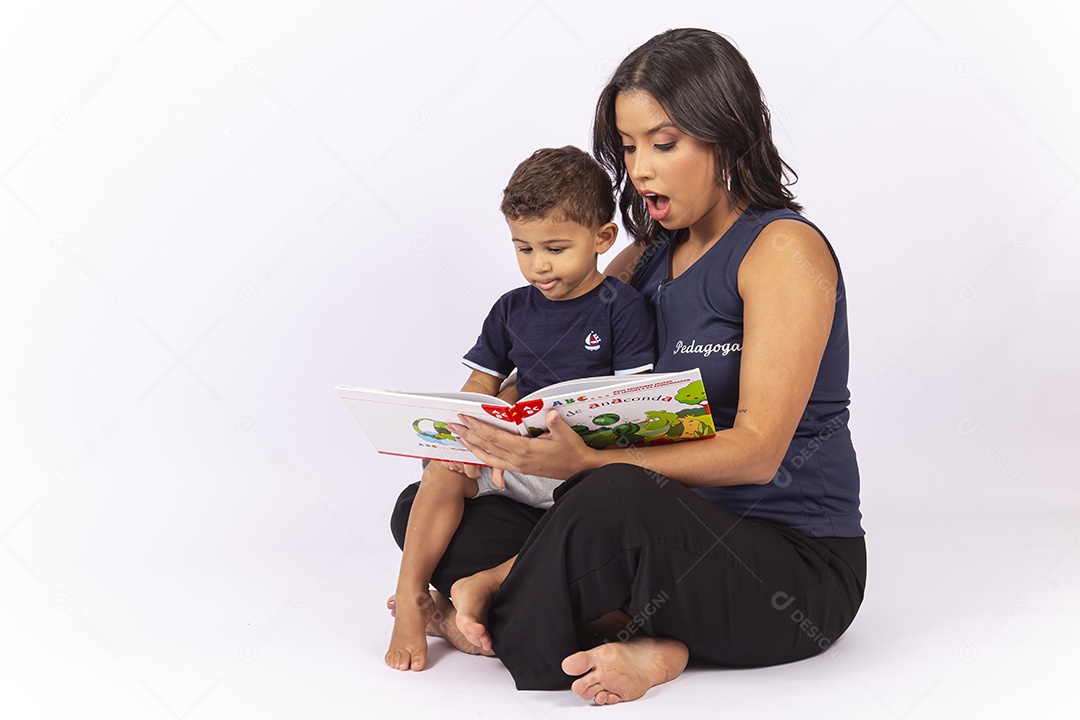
[621,145,636,154]
[549,248,563,254]
[655,142,676,152]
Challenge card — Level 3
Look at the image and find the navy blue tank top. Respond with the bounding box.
[632,205,863,537]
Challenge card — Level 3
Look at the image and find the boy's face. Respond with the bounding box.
[507,214,617,301]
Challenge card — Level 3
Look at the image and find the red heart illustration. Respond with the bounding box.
[516,399,544,419]
[481,404,513,422]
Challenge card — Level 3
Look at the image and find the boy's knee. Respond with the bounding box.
[421,461,460,484]
[420,463,478,496]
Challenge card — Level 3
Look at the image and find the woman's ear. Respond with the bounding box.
[594,222,619,254]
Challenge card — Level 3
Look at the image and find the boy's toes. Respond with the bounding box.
[409,650,427,671]
[385,645,427,672]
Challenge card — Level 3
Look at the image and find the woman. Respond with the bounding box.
[390,28,865,705]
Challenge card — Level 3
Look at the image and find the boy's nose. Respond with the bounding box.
[532,256,551,273]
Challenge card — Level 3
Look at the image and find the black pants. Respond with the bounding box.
[390,463,866,690]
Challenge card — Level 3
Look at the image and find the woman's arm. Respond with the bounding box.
[452,220,837,488]
[602,240,649,285]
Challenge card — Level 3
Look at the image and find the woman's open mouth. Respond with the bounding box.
[642,191,671,221]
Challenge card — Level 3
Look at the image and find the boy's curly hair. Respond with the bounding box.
[501,146,615,229]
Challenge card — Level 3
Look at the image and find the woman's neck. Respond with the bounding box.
[683,198,746,247]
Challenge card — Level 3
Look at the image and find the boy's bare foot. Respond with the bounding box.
[427,590,494,656]
[450,568,502,654]
[561,636,689,705]
[386,592,493,658]
[385,590,433,671]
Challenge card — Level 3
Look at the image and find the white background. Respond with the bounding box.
[2,1,1078,717]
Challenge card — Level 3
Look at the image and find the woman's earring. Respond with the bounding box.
[722,168,732,192]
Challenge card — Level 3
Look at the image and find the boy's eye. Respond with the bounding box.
[517,247,532,254]
[655,142,675,152]
[549,248,563,254]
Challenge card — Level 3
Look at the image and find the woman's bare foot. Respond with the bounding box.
[449,567,503,654]
[385,589,433,671]
[561,636,689,705]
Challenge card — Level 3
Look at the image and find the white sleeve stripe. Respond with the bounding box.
[614,363,654,375]
[461,359,508,379]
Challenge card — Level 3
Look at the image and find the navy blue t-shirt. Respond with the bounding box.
[632,205,863,538]
[464,278,656,397]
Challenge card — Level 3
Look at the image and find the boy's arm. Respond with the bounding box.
[460,369,503,396]
[495,380,519,404]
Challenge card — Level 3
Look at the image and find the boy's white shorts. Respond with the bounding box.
[472,467,563,510]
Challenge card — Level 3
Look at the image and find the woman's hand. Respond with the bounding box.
[449,410,600,487]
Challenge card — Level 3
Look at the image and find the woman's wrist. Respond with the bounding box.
[580,445,609,473]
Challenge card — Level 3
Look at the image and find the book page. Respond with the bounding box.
[336,386,521,463]
[399,391,511,405]
[517,369,716,449]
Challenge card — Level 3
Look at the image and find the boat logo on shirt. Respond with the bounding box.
[584,331,602,351]
[673,339,741,358]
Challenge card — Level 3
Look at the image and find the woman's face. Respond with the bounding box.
[614,90,728,238]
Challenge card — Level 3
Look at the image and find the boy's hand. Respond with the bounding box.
[436,460,482,480]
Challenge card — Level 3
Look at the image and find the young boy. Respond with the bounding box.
[386,146,656,671]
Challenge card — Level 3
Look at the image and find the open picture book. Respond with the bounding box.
[336,368,715,464]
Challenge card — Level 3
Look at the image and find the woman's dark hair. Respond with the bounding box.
[501,145,615,229]
[593,28,801,245]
